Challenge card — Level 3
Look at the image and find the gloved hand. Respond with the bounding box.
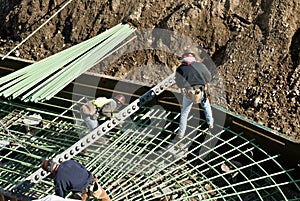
[91,113,99,120]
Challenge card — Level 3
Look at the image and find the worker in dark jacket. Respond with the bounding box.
[41,159,110,201]
[80,94,126,131]
[175,50,214,139]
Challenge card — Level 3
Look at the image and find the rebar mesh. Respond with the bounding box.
[0,93,299,201]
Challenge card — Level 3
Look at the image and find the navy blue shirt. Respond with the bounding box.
[54,160,92,197]
[175,62,212,88]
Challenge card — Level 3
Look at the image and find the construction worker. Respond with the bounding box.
[80,94,126,131]
[175,49,214,139]
[41,159,111,201]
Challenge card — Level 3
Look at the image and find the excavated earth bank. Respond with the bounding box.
[0,0,299,141]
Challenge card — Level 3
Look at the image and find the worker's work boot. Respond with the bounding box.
[93,186,110,201]
[92,183,111,201]
[80,193,88,201]
[92,177,111,201]
[177,133,184,139]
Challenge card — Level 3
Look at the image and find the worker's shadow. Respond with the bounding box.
[185,126,219,162]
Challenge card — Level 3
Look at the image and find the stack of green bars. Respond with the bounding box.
[0,23,135,102]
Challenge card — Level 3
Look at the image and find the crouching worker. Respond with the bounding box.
[81,94,126,131]
[41,159,111,201]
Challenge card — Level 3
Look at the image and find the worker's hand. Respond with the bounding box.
[91,113,99,120]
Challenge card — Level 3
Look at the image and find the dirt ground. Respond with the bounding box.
[0,0,299,141]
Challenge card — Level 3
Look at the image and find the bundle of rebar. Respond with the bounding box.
[0,23,135,102]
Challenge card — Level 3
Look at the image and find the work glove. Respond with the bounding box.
[91,113,99,120]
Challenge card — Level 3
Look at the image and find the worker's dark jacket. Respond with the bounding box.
[175,62,211,88]
[54,160,92,197]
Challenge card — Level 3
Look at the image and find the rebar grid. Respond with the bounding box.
[0,95,299,200]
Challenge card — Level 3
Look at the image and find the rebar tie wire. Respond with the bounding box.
[0,120,31,154]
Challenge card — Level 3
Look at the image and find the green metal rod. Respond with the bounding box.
[0,24,134,102]
[103,111,170,185]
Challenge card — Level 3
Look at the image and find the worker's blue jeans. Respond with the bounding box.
[178,93,213,136]
[81,113,99,131]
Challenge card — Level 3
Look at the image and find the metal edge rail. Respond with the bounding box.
[11,73,176,193]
